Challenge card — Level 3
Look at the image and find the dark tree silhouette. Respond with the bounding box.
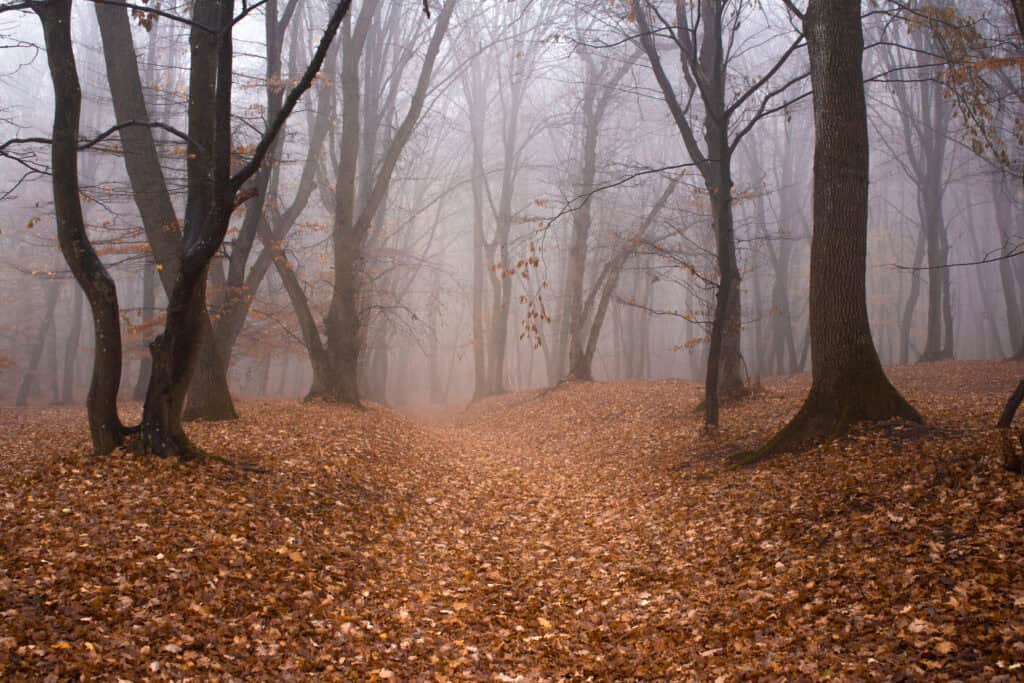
[736,0,921,463]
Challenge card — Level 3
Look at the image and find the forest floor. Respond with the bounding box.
[1,360,1023,681]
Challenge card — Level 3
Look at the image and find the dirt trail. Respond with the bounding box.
[344,394,700,680]
[325,365,1024,681]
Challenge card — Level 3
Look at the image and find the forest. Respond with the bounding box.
[0,0,1023,679]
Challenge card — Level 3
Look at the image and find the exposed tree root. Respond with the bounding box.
[730,381,922,466]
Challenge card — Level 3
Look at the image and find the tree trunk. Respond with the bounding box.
[142,274,218,457]
[464,56,491,399]
[321,0,455,404]
[704,170,745,425]
[324,232,363,404]
[919,185,953,361]
[738,0,920,462]
[95,1,237,421]
[899,231,926,364]
[36,0,128,453]
[181,316,237,421]
[990,175,1023,356]
[964,198,1007,358]
[256,220,333,399]
[47,295,60,404]
[132,259,155,401]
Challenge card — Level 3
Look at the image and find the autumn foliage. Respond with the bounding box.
[2,361,1024,679]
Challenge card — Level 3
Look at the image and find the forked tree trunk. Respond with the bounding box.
[139,0,352,455]
[94,1,237,422]
[36,0,127,452]
[737,0,920,462]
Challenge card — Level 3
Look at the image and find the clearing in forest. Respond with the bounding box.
[1,360,1023,680]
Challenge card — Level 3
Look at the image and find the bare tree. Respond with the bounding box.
[631,0,806,425]
[738,0,920,462]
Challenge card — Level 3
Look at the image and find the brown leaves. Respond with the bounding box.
[1,361,1023,679]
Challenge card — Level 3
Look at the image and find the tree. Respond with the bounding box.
[631,0,806,426]
[562,47,638,381]
[737,0,921,463]
[30,0,129,452]
[138,0,352,457]
[461,1,553,398]
[876,4,957,361]
[20,0,352,456]
[568,177,678,381]
[94,1,238,422]
[277,0,457,404]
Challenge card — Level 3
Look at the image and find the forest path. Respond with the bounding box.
[4,363,1021,680]
[344,384,706,679]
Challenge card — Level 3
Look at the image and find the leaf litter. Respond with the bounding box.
[1,360,1023,680]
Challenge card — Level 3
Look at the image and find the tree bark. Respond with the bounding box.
[139,0,352,456]
[35,0,128,452]
[132,259,155,401]
[737,0,920,462]
[94,1,237,421]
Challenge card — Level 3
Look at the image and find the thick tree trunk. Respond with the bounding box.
[738,0,920,462]
[36,0,127,452]
[324,233,363,404]
[140,0,230,457]
[141,275,214,457]
[95,1,237,421]
[181,313,237,420]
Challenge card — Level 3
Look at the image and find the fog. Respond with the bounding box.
[0,0,1020,412]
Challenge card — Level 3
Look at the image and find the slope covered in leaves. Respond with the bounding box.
[2,361,1024,680]
[0,402,454,679]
